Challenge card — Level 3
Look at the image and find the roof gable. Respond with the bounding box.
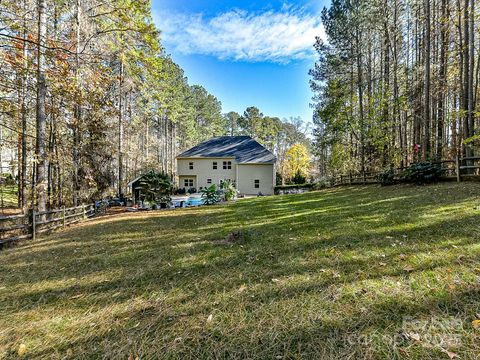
[177,136,276,164]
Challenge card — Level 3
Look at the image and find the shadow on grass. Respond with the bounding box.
[1,183,480,358]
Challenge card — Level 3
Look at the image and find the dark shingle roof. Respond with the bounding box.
[177,136,276,164]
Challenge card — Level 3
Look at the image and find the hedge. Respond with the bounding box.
[274,183,314,191]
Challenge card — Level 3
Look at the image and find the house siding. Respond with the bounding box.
[177,158,236,190]
[237,164,275,195]
[0,148,17,175]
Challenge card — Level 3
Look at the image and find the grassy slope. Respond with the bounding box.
[1,183,480,359]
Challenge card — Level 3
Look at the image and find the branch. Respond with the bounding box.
[0,33,77,55]
[88,7,130,19]
[0,33,107,59]
[79,27,135,54]
[0,122,36,139]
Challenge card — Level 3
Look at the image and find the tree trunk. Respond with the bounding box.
[72,0,81,205]
[118,57,124,197]
[466,0,475,162]
[19,0,28,212]
[462,0,470,162]
[436,0,448,160]
[423,0,431,160]
[35,0,48,213]
[355,27,366,177]
[382,6,390,167]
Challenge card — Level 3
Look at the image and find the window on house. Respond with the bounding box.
[207,179,212,184]
[223,161,232,169]
[184,179,194,187]
[189,162,194,170]
[213,162,217,169]
[254,179,260,189]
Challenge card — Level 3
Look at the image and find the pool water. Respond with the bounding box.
[186,196,205,207]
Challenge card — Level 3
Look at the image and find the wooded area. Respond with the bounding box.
[0,0,309,213]
[310,0,479,176]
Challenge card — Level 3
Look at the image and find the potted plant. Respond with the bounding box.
[220,179,237,201]
[201,184,219,205]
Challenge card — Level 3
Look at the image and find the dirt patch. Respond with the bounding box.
[212,231,246,246]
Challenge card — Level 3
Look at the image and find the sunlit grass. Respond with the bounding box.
[0,185,17,209]
[1,183,480,359]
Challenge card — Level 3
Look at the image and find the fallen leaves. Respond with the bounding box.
[17,344,27,357]
[442,349,458,359]
[472,319,480,329]
[406,332,421,342]
[70,293,85,299]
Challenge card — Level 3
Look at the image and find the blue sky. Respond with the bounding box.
[151,0,328,124]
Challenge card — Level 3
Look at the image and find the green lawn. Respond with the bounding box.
[0,185,18,208]
[1,183,480,359]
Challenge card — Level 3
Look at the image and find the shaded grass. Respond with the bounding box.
[0,185,17,209]
[1,183,480,359]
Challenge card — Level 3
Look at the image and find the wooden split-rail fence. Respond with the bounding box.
[331,155,480,186]
[0,204,96,249]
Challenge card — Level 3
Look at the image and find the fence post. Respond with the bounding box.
[62,206,66,227]
[32,210,36,241]
[83,204,86,220]
[455,155,461,182]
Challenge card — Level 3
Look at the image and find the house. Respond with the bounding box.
[0,147,17,177]
[176,136,276,195]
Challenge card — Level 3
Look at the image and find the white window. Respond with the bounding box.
[254,179,260,189]
[189,162,194,170]
[223,161,232,169]
[184,179,194,187]
[213,162,217,169]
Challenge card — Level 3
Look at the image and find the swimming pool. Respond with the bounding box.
[186,196,205,207]
[171,194,206,208]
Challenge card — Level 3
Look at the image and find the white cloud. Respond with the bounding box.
[155,8,325,63]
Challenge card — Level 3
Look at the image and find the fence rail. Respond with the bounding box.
[0,204,95,249]
[331,156,480,186]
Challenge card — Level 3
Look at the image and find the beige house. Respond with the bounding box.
[176,136,276,195]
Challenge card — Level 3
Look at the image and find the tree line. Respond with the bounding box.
[310,0,479,177]
[0,0,309,212]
